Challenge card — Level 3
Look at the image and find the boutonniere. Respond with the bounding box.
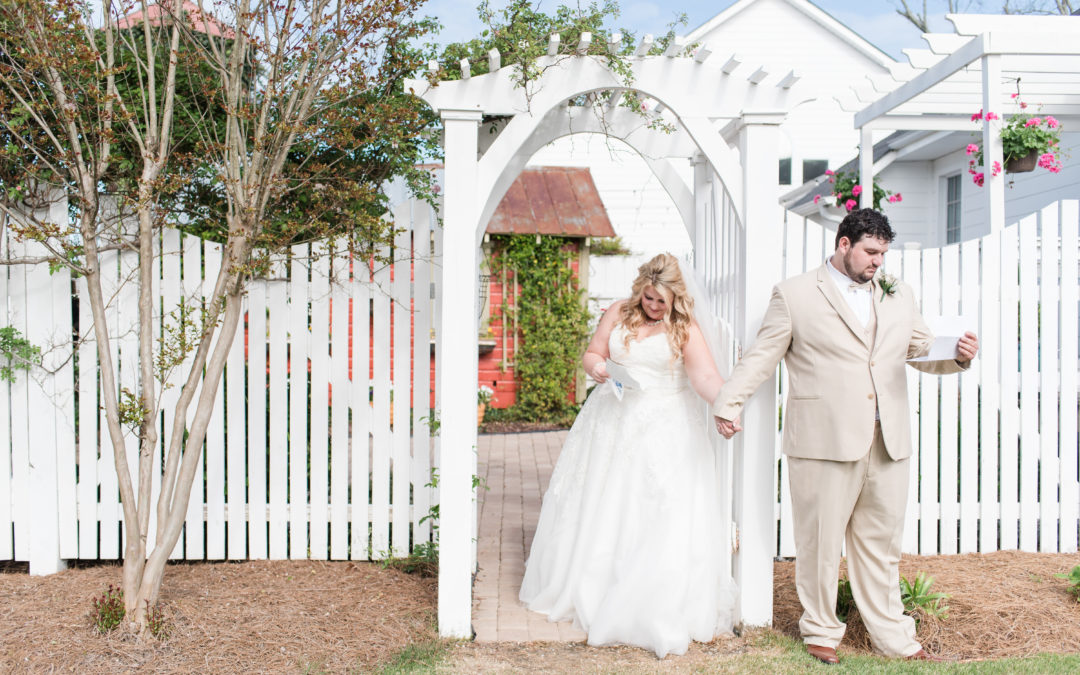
[877,273,898,302]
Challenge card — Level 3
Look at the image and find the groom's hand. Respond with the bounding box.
[714,416,742,439]
[956,331,979,363]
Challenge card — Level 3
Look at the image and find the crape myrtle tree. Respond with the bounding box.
[0,0,437,633]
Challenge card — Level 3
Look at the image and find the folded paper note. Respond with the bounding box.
[605,359,641,401]
[907,315,973,362]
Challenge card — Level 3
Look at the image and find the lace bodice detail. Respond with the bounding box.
[608,324,689,393]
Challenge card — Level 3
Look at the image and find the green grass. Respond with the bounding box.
[374,639,452,675]
[717,631,1080,674]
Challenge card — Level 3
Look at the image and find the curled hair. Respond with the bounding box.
[619,253,695,356]
[835,208,896,249]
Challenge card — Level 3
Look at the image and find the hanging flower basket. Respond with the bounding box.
[813,169,901,212]
[1005,149,1039,174]
[967,94,1062,186]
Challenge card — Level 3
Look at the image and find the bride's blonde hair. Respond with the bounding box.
[619,253,694,356]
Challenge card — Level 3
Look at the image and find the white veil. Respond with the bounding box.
[676,257,731,378]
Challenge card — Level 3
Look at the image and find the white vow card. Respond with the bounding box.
[605,359,641,401]
[907,315,973,362]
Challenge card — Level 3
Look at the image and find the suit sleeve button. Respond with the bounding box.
[867,393,875,399]
[870,361,875,367]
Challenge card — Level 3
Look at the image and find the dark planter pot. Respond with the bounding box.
[1005,150,1039,174]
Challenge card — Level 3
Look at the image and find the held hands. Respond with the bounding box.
[956,332,979,363]
[713,416,742,439]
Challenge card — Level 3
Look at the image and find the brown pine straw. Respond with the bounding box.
[0,559,436,673]
[773,550,1080,660]
[1,551,1078,671]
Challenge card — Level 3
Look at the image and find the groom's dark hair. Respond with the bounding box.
[835,208,896,249]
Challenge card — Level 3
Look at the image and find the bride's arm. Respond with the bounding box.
[684,321,725,402]
[582,300,624,383]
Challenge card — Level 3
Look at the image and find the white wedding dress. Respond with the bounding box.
[519,324,737,658]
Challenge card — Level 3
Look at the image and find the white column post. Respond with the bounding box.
[859,127,874,209]
[734,112,784,627]
[437,108,482,638]
[692,152,710,274]
[981,54,1005,235]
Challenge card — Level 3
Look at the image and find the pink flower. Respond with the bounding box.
[1011,93,1019,99]
[992,161,1002,176]
[824,169,834,175]
[1050,166,1061,173]
[1037,153,1061,172]
[845,199,857,211]
[973,172,985,186]
[1046,116,1059,128]
[966,143,979,155]
[888,193,903,203]
[971,109,983,121]
[852,185,863,197]
[986,112,1000,120]
[1025,117,1041,127]
[1020,102,1028,109]
[813,194,821,204]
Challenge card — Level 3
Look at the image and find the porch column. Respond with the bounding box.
[735,112,784,627]
[859,126,874,209]
[438,108,482,638]
[981,54,1006,234]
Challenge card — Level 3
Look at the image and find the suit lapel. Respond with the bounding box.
[815,264,872,350]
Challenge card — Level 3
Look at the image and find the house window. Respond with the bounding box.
[803,159,828,181]
[779,158,792,185]
[946,174,961,244]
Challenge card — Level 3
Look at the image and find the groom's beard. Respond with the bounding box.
[842,250,878,282]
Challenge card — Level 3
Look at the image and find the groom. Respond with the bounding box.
[713,208,978,664]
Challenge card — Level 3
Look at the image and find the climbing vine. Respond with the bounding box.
[489,235,592,422]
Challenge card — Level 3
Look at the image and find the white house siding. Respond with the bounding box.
[692,0,897,187]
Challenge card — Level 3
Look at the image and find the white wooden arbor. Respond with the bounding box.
[406,33,814,638]
[837,14,1080,224]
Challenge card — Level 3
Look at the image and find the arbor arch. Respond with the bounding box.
[406,38,815,638]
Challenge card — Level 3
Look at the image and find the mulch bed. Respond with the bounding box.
[1,551,1077,672]
[479,421,570,434]
[773,550,1080,660]
[0,559,436,673]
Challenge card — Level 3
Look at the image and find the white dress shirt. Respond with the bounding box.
[826,258,872,327]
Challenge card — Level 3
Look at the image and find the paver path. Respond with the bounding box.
[473,430,587,643]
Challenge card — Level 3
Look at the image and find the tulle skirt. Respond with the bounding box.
[519,381,737,658]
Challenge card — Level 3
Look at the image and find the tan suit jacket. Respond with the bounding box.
[712,264,968,461]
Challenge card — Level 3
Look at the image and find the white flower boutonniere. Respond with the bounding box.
[877,273,898,303]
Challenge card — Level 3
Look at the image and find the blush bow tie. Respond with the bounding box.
[849,280,872,292]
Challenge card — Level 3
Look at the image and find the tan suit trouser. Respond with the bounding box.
[787,422,920,658]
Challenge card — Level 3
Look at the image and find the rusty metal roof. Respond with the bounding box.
[486,167,616,238]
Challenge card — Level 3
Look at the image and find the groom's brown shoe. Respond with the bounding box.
[905,648,947,662]
[806,644,839,665]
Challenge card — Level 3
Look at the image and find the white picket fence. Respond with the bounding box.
[777,200,1080,556]
[1,198,441,567]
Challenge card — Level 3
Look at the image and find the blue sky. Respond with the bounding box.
[420,0,976,61]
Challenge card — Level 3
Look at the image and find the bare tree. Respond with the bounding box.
[895,0,1074,32]
[0,0,434,633]
[894,1,984,33]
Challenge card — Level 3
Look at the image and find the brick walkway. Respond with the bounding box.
[472,430,587,643]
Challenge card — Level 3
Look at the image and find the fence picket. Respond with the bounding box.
[267,260,289,559]
[76,268,98,559]
[412,202,433,545]
[96,247,121,559]
[900,247,921,553]
[371,246,392,557]
[309,243,331,558]
[248,280,269,559]
[0,238,11,560]
[938,245,960,554]
[204,243,227,559]
[181,233,205,559]
[329,250,350,559]
[979,226,1001,552]
[1059,201,1079,552]
[288,245,310,559]
[999,224,1021,550]
[918,247,941,554]
[1018,216,1040,551]
[392,224,412,557]
[959,239,980,553]
[226,287,247,559]
[350,254,372,560]
[1039,206,1060,552]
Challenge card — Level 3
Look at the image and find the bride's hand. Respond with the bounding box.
[590,362,610,383]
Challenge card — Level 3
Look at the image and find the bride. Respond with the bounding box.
[519,253,737,658]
